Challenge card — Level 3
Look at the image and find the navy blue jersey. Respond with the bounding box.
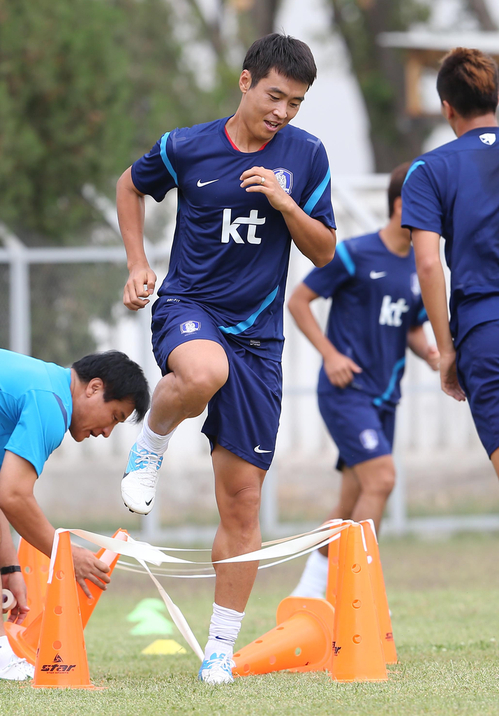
[132,118,335,360]
[304,232,426,407]
[402,126,499,347]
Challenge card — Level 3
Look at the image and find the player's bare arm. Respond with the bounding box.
[116,167,157,311]
[412,228,465,401]
[288,282,361,388]
[241,165,335,267]
[407,325,440,370]
[0,451,110,599]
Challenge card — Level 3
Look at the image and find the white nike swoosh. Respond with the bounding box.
[197,179,219,187]
[254,445,272,454]
[370,271,387,279]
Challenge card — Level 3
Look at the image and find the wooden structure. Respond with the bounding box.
[378,31,499,116]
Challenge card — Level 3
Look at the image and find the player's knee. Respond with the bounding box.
[221,485,261,530]
[367,469,395,499]
[181,364,228,405]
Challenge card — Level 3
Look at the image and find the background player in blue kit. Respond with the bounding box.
[116,33,336,683]
[403,48,499,479]
[0,349,149,680]
[288,164,439,599]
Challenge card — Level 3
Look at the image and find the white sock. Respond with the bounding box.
[136,410,176,455]
[203,603,245,660]
[290,550,329,599]
[0,636,15,669]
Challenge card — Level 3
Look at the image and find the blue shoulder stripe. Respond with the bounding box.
[303,167,331,216]
[403,160,425,185]
[219,286,279,335]
[160,132,178,185]
[336,241,355,276]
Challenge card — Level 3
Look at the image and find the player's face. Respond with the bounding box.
[239,68,308,143]
[70,379,134,441]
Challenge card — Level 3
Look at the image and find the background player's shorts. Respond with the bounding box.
[456,319,499,457]
[151,296,282,470]
[318,384,395,470]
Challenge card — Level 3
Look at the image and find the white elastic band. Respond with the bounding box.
[48,521,352,661]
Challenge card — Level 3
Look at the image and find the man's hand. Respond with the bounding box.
[240,166,293,213]
[72,545,111,598]
[426,345,440,371]
[123,264,157,311]
[440,349,466,401]
[2,570,29,625]
[324,350,362,388]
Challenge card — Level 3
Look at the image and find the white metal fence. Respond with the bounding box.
[1,176,497,542]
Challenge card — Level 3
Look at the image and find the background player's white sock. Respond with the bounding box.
[0,635,16,669]
[290,549,329,599]
[203,603,245,660]
[136,410,176,455]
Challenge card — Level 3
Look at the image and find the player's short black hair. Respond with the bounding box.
[72,351,149,422]
[242,33,317,89]
[437,47,499,118]
[388,162,411,217]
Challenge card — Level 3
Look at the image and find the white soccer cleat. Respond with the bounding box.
[121,442,163,515]
[198,653,235,685]
[0,655,35,681]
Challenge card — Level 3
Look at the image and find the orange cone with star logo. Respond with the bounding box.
[32,531,95,689]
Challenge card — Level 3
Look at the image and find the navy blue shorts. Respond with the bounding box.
[318,384,396,470]
[151,297,282,470]
[456,320,499,457]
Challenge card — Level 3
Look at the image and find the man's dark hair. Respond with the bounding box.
[242,33,317,88]
[72,351,149,422]
[388,162,411,217]
[437,47,499,118]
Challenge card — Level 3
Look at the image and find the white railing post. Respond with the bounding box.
[0,223,31,355]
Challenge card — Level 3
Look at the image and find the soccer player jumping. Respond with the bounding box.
[116,34,336,684]
[403,48,499,478]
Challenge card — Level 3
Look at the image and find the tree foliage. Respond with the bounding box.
[0,0,284,363]
[328,0,433,171]
[0,0,245,362]
[0,0,131,241]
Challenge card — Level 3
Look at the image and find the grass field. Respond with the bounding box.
[2,532,499,715]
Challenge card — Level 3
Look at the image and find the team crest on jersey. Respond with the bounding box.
[410,272,421,296]
[479,133,496,146]
[180,320,201,335]
[273,168,293,194]
[359,429,379,451]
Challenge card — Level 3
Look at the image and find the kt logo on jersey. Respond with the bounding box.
[221,209,265,244]
[379,296,409,327]
[220,168,293,244]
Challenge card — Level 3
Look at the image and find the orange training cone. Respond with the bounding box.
[325,521,350,606]
[5,611,43,665]
[331,522,387,682]
[77,529,129,628]
[7,528,128,666]
[32,531,95,689]
[233,597,335,676]
[360,520,397,664]
[17,538,50,626]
